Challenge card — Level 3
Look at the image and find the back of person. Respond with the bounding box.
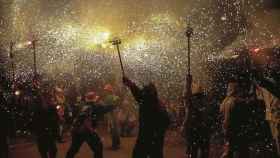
[228,98,252,144]
[186,93,211,144]
[228,95,273,149]
[72,104,94,134]
[32,105,59,136]
[72,102,114,133]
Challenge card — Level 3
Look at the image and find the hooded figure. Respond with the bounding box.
[123,76,170,158]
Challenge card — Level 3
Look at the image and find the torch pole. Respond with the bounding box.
[116,44,125,76]
[32,40,37,77]
[185,22,193,104]
[181,19,194,125]
[111,38,125,76]
[9,41,15,82]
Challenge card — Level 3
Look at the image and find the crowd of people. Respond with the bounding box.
[0,48,279,158]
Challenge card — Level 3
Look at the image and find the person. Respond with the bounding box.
[256,83,280,156]
[64,86,79,133]
[0,89,12,158]
[183,75,211,158]
[119,98,137,137]
[123,76,170,158]
[65,91,116,158]
[54,86,66,143]
[220,79,246,158]
[221,77,276,158]
[32,83,60,158]
[103,84,121,150]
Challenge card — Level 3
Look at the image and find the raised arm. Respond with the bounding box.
[123,76,142,102]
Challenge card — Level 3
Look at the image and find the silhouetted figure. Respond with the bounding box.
[65,91,115,158]
[221,78,276,158]
[103,84,121,150]
[32,84,59,158]
[123,76,170,158]
[183,76,211,158]
[0,90,11,158]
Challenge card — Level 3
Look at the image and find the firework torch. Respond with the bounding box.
[31,39,38,77]
[110,38,125,76]
[180,18,194,125]
[185,19,193,104]
[9,41,15,82]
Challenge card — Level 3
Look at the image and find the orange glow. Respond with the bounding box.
[253,48,261,53]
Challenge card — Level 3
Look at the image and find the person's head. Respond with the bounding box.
[85,91,100,103]
[226,79,239,97]
[236,74,253,96]
[104,84,114,94]
[41,83,56,109]
[142,82,159,104]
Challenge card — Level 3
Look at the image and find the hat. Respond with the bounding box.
[85,91,100,103]
[104,84,113,92]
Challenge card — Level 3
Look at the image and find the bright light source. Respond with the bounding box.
[133,37,148,50]
[16,41,33,49]
[88,31,110,44]
[15,90,21,96]
[85,28,111,49]
[253,48,261,53]
[56,105,61,110]
[16,43,24,49]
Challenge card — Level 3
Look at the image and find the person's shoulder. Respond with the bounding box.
[221,96,237,107]
[113,95,120,100]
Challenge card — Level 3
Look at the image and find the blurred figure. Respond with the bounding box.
[103,84,121,150]
[119,98,137,137]
[123,76,170,158]
[221,77,276,158]
[32,83,59,158]
[220,79,245,158]
[256,84,280,156]
[252,48,280,156]
[64,86,79,133]
[65,91,115,158]
[0,88,12,158]
[54,86,66,143]
[183,75,211,158]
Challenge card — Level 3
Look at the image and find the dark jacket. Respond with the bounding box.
[0,92,13,137]
[124,79,170,144]
[228,96,273,145]
[185,92,211,145]
[72,102,115,133]
[32,106,60,137]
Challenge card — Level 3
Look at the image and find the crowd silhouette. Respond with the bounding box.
[0,48,279,158]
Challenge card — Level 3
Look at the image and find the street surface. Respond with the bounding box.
[10,129,186,158]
